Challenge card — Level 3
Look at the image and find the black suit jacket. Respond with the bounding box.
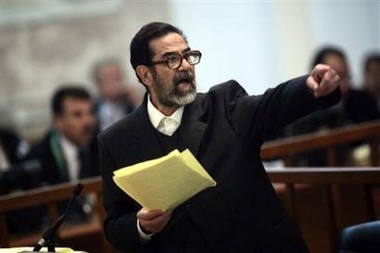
[98,77,340,253]
[0,128,28,194]
[0,128,24,165]
[24,130,99,185]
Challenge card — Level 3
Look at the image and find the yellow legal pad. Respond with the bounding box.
[113,149,217,211]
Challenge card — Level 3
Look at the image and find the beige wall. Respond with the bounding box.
[0,1,171,140]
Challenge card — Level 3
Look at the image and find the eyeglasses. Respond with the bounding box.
[148,50,202,69]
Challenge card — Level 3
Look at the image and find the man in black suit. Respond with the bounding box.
[18,86,99,232]
[98,22,341,253]
[24,85,99,185]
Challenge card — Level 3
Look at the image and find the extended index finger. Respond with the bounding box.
[319,67,340,95]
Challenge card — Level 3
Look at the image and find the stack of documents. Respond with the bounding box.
[113,149,216,211]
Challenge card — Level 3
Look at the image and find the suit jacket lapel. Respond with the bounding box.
[178,96,207,156]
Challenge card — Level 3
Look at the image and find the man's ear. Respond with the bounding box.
[136,65,152,87]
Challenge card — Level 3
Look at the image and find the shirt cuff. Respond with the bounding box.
[137,219,153,241]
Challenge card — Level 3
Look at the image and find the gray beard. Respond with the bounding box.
[167,90,196,106]
[156,85,197,107]
[152,70,197,107]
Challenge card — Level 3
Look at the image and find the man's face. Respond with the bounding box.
[54,97,96,147]
[147,33,197,110]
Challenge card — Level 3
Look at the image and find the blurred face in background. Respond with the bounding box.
[323,54,351,97]
[97,63,127,102]
[54,97,96,147]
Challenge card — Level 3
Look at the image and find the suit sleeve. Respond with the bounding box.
[223,75,341,144]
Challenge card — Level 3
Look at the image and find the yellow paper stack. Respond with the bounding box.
[113,149,216,211]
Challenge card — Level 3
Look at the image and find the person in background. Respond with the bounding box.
[0,127,42,235]
[362,52,380,107]
[23,85,99,185]
[0,126,35,194]
[0,125,44,192]
[21,85,100,228]
[282,46,380,166]
[98,22,341,253]
[92,58,143,131]
[0,127,29,180]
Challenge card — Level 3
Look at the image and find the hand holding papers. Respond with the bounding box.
[113,149,216,211]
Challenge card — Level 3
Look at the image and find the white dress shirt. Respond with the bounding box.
[59,134,81,181]
[147,96,184,136]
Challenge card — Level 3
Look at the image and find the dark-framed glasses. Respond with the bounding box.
[149,50,202,69]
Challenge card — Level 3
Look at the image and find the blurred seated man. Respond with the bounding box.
[22,85,99,225]
[24,85,99,185]
[92,58,143,131]
[282,46,380,166]
[362,52,380,107]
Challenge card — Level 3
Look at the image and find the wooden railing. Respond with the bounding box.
[0,176,115,252]
[261,120,380,253]
[261,120,380,167]
[266,167,380,253]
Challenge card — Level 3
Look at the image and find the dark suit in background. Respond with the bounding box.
[99,77,340,253]
[23,129,99,185]
[19,85,100,231]
[0,128,26,166]
[0,128,41,234]
[22,85,99,185]
[20,129,100,229]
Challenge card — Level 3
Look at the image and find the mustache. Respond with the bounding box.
[173,71,195,86]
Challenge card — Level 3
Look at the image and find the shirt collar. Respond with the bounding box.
[147,95,184,129]
[58,133,79,156]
